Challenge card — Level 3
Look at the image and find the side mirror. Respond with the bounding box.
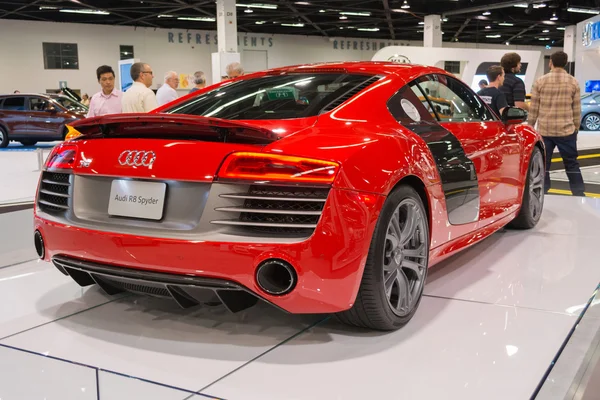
[502,107,527,125]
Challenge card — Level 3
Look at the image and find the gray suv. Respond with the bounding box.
[581,93,600,131]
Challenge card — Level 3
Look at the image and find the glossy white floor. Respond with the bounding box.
[1,195,599,400]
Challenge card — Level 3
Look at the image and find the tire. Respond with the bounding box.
[582,113,600,131]
[20,140,37,147]
[508,146,545,229]
[0,126,8,148]
[336,185,430,331]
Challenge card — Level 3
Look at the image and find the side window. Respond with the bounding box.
[30,97,51,111]
[387,83,436,125]
[417,74,495,122]
[3,97,26,111]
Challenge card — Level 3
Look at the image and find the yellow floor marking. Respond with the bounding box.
[547,189,600,198]
[551,153,600,163]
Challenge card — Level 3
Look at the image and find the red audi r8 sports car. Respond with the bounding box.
[33,62,544,331]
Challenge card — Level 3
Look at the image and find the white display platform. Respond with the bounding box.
[0,196,599,400]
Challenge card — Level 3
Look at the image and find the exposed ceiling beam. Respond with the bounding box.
[173,0,251,32]
[0,0,42,19]
[69,0,159,27]
[452,18,471,41]
[442,0,548,17]
[382,0,396,40]
[506,23,538,43]
[284,2,328,37]
[0,8,51,21]
[115,2,210,25]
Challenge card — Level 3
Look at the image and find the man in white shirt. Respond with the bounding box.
[156,71,179,106]
[121,62,158,113]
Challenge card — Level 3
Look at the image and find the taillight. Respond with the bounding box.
[217,152,339,184]
[64,125,83,141]
[46,144,78,170]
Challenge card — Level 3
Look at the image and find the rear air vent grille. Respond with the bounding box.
[212,185,330,236]
[38,172,71,213]
[320,75,381,113]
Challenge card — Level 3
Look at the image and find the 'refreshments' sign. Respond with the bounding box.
[168,32,274,47]
[583,21,600,47]
[332,39,410,51]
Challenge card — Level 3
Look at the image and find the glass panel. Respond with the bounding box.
[43,43,78,70]
[61,57,79,70]
[120,45,134,60]
[3,97,26,111]
[417,75,494,122]
[165,73,375,120]
[29,97,50,111]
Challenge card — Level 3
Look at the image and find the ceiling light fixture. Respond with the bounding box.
[567,7,599,15]
[244,8,253,13]
[339,16,347,20]
[482,11,491,16]
[255,20,266,24]
[294,1,310,4]
[401,0,410,9]
[557,27,566,30]
[177,16,216,21]
[339,11,371,16]
[358,27,380,31]
[236,3,278,10]
[514,3,546,8]
[158,14,174,18]
[498,22,514,26]
[486,34,501,38]
[39,6,59,10]
[59,9,110,15]
[281,23,304,27]
[550,12,558,21]
[485,25,492,29]
[542,29,549,33]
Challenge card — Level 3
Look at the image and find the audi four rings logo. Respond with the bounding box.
[118,150,156,167]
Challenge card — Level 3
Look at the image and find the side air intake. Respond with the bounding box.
[320,75,382,113]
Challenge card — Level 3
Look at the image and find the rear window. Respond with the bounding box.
[164,73,376,120]
[2,97,26,111]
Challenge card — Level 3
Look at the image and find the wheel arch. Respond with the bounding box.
[388,174,432,240]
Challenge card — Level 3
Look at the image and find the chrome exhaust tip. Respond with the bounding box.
[34,230,45,259]
[255,259,297,296]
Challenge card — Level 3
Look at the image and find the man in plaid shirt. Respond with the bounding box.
[528,51,585,197]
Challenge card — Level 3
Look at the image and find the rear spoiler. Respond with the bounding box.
[69,113,281,145]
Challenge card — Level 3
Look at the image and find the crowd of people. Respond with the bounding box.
[85,61,244,117]
[476,50,584,196]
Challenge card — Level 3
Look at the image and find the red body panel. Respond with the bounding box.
[36,189,385,313]
[34,62,543,314]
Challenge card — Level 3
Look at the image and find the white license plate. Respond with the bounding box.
[108,180,166,220]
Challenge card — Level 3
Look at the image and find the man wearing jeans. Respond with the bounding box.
[528,51,585,196]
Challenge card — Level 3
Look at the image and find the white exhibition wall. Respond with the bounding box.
[0,19,558,96]
[576,14,600,94]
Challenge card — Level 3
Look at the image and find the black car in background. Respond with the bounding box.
[0,93,87,147]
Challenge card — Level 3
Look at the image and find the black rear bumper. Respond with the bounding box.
[52,255,269,313]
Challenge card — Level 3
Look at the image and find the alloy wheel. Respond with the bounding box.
[585,115,600,131]
[529,150,545,220]
[383,198,427,317]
